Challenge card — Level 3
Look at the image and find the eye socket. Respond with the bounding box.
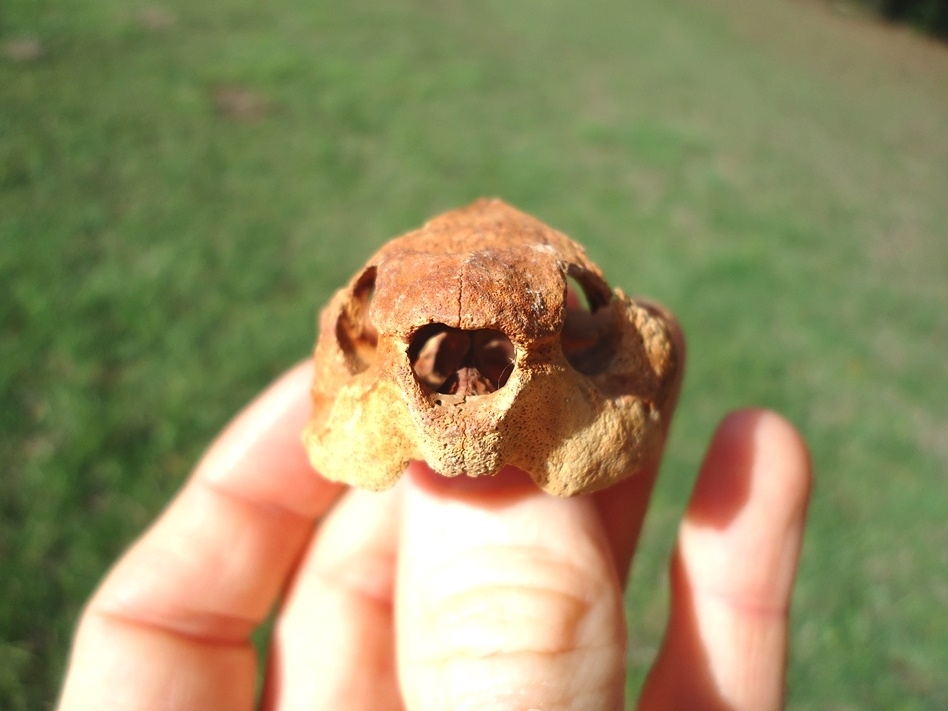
[566,264,611,310]
[562,266,615,376]
[408,324,515,400]
[336,267,378,374]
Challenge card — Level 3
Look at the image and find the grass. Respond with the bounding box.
[2,0,947,708]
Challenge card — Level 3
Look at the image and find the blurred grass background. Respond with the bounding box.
[2,0,946,708]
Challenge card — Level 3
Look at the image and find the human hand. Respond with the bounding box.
[57,359,810,711]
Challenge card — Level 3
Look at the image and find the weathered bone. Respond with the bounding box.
[303,198,680,496]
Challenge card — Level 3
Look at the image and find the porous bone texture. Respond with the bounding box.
[303,198,680,496]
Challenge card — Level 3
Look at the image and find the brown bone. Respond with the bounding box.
[303,198,680,496]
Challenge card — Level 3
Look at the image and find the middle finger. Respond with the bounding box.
[396,463,627,711]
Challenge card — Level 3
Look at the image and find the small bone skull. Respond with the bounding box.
[303,199,680,496]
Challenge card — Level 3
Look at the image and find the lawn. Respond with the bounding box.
[2,0,947,708]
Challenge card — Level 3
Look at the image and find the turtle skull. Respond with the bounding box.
[303,198,680,496]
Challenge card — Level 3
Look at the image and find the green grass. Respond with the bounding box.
[2,0,947,708]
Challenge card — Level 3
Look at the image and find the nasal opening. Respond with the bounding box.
[408,324,514,399]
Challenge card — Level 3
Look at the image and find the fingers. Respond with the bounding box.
[596,299,686,583]
[193,360,342,519]
[638,409,812,711]
[58,361,341,711]
[592,463,661,584]
[396,464,627,711]
[263,487,404,711]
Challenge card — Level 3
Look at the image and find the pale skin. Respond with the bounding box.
[57,349,811,710]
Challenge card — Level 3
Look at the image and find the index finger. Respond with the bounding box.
[58,360,343,711]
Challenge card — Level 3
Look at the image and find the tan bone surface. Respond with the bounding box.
[303,198,680,496]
